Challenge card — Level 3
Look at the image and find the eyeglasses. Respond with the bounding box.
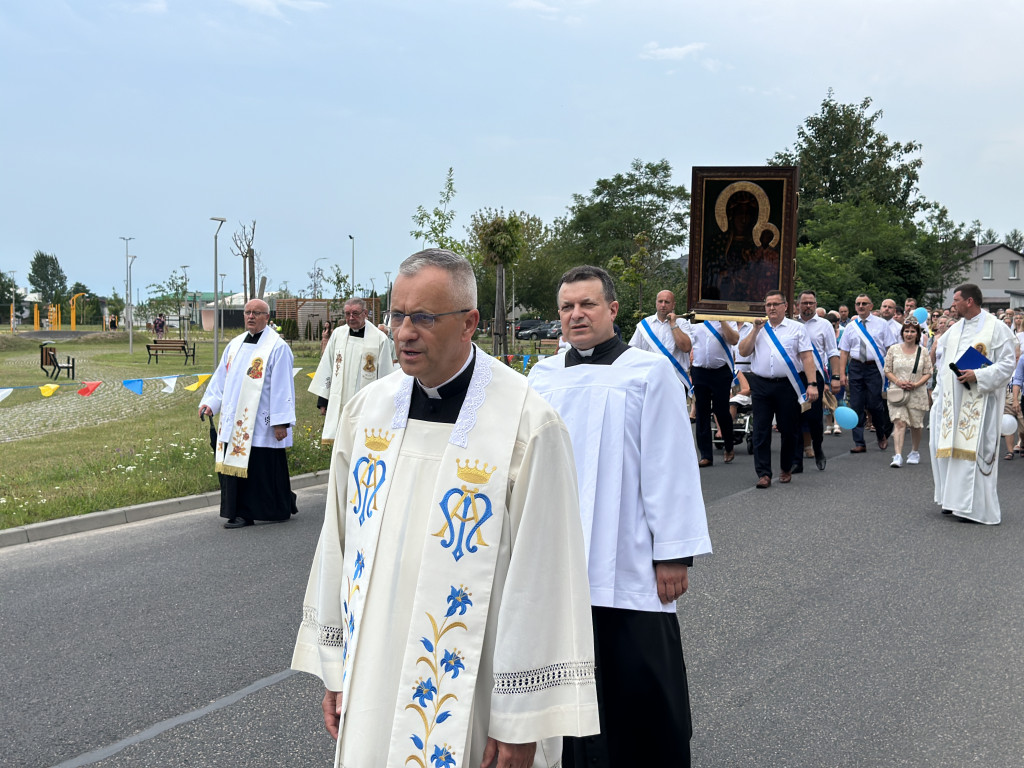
[764,302,785,308]
[343,311,365,318]
[243,310,268,317]
[384,309,471,329]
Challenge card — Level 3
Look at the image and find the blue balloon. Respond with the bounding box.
[913,307,929,324]
[834,405,859,430]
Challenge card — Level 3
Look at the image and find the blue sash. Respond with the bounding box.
[762,323,808,403]
[811,344,830,382]
[640,318,692,393]
[853,318,889,392]
[704,321,738,385]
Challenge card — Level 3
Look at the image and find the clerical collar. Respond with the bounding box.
[566,335,629,367]
[417,347,474,399]
[408,347,476,423]
[244,330,263,344]
[349,325,365,338]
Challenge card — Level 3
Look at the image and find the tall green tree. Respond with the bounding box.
[1,271,25,323]
[146,269,189,323]
[555,158,689,322]
[411,167,462,253]
[28,251,69,305]
[1005,228,1024,253]
[473,211,524,356]
[770,89,926,219]
[916,206,974,305]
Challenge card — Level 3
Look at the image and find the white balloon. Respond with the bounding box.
[1000,414,1018,436]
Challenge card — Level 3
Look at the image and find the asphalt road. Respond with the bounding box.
[2,429,1022,767]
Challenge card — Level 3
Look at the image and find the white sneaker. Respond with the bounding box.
[906,451,920,465]
[890,454,902,468]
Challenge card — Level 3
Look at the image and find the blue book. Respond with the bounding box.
[955,345,993,371]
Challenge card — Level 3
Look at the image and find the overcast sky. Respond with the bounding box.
[2,0,1022,302]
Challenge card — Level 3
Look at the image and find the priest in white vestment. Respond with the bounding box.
[293,250,598,768]
[528,265,712,768]
[930,284,1016,524]
[310,297,396,445]
[199,299,297,528]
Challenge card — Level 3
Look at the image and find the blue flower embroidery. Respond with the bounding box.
[354,550,365,579]
[440,649,465,679]
[445,585,473,617]
[412,677,437,707]
[431,744,456,768]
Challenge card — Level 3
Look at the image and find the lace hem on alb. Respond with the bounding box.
[493,660,597,695]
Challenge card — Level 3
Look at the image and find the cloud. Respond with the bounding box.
[122,0,168,12]
[639,41,706,61]
[509,0,593,23]
[227,0,328,18]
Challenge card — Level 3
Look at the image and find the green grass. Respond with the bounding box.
[0,331,332,529]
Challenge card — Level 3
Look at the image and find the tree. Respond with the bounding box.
[916,205,973,306]
[146,269,189,324]
[473,211,524,357]
[770,90,926,220]
[0,271,25,324]
[231,220,259,301]
[1005,229,1024,253]
[980,227,1000,246]
[555,158,689,321]
[28,251,69,306]
[410,168,463,253]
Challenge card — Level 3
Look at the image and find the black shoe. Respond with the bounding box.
[941,509,953,515]
[791,465,804,474]
[224,517,254,529]
[815,453,827,471]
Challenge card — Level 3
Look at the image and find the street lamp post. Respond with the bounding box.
[348,234,355,296]
[210,218,226,364]
[384,270,391,312]
[219,273,226,344]
[6,270,16,333]
[120,236,135,353]
[180,265,190,342]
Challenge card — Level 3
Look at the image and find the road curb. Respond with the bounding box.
[0,470,330,550]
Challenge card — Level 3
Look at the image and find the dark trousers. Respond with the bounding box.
[793,371,825,469]
[693,365,734,461]
[847,359,891,447]
[750,374,801,479]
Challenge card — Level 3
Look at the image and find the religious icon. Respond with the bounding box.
[246,357,265,379]
[687,166,798,319]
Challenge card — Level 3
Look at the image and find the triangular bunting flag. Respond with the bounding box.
[0,388,14,403]
[506,355,514,364]
[40,384,60,397]
[78,382,102,396]
[184,374,211,392]
[537,354,547,360]
[293,367,302,378]
[159,376,178,393]
[307,372,315,379]
[122,379,144,395]
[523,354,531,369]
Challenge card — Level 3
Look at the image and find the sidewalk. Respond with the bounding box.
[0,470,329,549]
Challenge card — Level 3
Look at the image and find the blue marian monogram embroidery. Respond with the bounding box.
[433,460,494,562]
[405,585,473,768]
[351,429,391,526]
[341,549,365,684]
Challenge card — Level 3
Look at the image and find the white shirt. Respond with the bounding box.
[839,314,897,362]
[690,320,738,369]
[748,318,811,379]
[628,313,691,380]
[797,314,840,375]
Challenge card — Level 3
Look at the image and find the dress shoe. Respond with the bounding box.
[723,451,735,464]
[755,476,770,489]
[791,465,804,474]
[698,458,713,468]
[223,517,254,529]
[779,472,792,484]
[815,454,827,471]
[850,445,867,454]
[878,436,889,450]
[941,509,953,515]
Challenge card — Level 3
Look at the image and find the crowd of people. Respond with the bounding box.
[195,259,1020,766]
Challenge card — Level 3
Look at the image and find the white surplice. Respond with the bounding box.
[199,328,295,449]
[310,323,397,444]
[528,348,712,612]
[292,349,598,768]
[930,310,1016,524]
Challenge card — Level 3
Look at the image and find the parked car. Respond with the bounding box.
[517,320,561,340]
[514,318,545,336]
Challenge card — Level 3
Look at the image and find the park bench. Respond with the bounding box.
[39,344,76,380]
[146,339,196,365]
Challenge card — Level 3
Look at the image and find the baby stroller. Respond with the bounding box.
[713,394,754,455]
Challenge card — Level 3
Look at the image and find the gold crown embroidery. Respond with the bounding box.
[456,459,495,485]
[363,429,393,451]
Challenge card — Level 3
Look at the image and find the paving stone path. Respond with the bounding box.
[1,350,201,443]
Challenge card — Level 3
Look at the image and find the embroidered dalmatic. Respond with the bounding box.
[930,310,1016,524]
[293,348,598,768]
[199,327,295,473]
[310,323,397,444]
